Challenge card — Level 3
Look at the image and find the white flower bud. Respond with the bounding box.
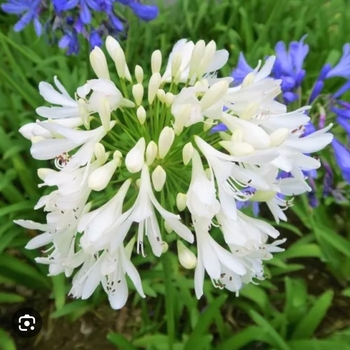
[173,69,182,85]
[182,142,193,165]
[171,52,182,78]
[105,36,131,81]
[219,141,255,156]
[125,137,146,173]
[177,240,197,269]
[132,83,144,106]
[94,143,107,163]
[158,127,175,159]
[241,72,255,88]
[203,119,214,132]
[88,156,120,191]
[165,92,175,106]
[98,97,111,132]
[152,165,166,192]
[136,106,146,125]
[231,129,244,142]
[37,168,55,181]
[146,141,158,165]
[200,80,228,111]
[189,40,206,80]
[252,190,276,202]
[156,89,166,103]
[135,65,144,84]
[148,73,162,104]
[89,47,110,80]
[151,50,162,74]
[269,128,289,147]
[196,40,216,78]
[176,193,187,211]
[164,221,173,234]
[161,242,169,253]
[136,178,141,188]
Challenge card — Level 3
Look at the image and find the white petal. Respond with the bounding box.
[25,233,53,249]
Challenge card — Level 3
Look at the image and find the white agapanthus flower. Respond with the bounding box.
[17,36,333,309]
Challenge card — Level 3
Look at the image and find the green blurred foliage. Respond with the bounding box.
[1,0,350,349]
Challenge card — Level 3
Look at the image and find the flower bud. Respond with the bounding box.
[219,141,255,156]
[189,40,205,80]
[203,119,214,132]
[242,72,255,88]
[146,141,158,165]
[37,168,55,181]
[152,165,166,192]
[161,242,169,253]
[176,193,187,211]
[252,190,276,202]
[90,47,110,80]
[165,92,175,106]
[88,156,120,191]
[135,65,144,83]
[177,240,197,269]
[132,83,144,105]
[151,49,162,74]
[136,106,146,125]
[148,73,162,104]
[106,36,131,81]
[182,142,193,165]
[269,128,289,147]
[171,52,182,78]
[200,80,228,111]
[94,143,107,163]
[158,127,175,159]
[164,221,173,234]
[196,40,216,78]
[157,89,166,103]
[98,97,111,132]
[125,137,146,173]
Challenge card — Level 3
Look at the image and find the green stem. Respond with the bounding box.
[162,252,175,350]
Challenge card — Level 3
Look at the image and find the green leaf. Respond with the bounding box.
[0,292,25,304]
[107,333,138,350]
[52,274,67,311]
[183,295,227,350]
[288,339,350,350]
[249,310,290,350]
[240,284,269,312]
[291,290,334,339]
[278,244,322,260]
[0,329,16,350]
[50,300,91,319]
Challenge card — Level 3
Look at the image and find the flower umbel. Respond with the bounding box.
[17,37,333,308]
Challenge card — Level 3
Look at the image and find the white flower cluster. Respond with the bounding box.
[17,37,332,309]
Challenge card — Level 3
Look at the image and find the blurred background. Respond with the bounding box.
[0,0,350,349]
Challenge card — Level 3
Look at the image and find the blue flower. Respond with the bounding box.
[332,138,350,183]
[337,117,350,136]
[326,44,350,79]
[58,30,79,55]
[231,52,253,85]
[90,29,103,48]
[1,0,42,36]
[309,80,324,103]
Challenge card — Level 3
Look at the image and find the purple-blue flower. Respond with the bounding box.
[326,44,350,79]
[332,138,350,183]
[1,0,43,36]
[231,52,253,85]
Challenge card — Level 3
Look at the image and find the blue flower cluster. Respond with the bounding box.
[216,37,350,208]
[1,0,158,54]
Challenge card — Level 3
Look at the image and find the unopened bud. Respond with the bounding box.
[241,72,255,88]
[158,127,175,159]
[148,73,162,104]
[136,106,146,125]
[94,143,107,163]
[269,128,289,147]
[200,80,228,111]
[189,40,206,80]
[220,141,255,156]
[196,41,216,78]
[151,50,162,74]
[177,240,197,269]
[135,65,144,84]
[106,36,131,80]
[90,47,110,80]
[156,89,166,103]
[152,165,166,192]
[161,242,169,253]
[132,83,144,105]
[164,221,173,234]
[146,141,158,165]
[165,92,175,106]
[182,142,193,165]
[176,193,187,211]
[171,52,182,78]
[88,157,120,191]
[125,137,146,173]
